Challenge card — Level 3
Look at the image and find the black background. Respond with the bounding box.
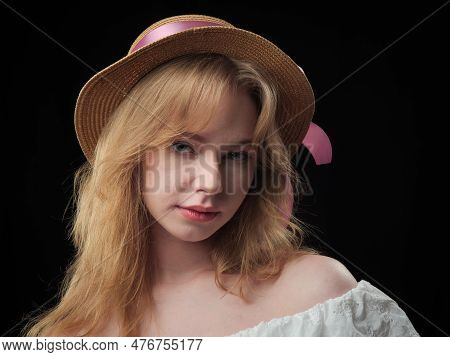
[1,0,448,337]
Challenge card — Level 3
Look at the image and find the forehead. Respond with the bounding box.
[184,88,258,143]
[183,132,253,145]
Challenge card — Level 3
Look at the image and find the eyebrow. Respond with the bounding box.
[182,132,253,145]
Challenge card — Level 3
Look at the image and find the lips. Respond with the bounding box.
[176,205,219,222]
[178,205,219,213]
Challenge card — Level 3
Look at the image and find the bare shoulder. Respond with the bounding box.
[277,254,358,311]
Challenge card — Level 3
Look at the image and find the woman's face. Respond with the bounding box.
[141,88,258,243]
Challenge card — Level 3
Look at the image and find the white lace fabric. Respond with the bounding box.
[227,280,420,337]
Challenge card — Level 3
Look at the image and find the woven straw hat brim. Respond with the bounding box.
[74,25,315,164]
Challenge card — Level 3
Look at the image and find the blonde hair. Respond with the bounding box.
[22,52,322,337]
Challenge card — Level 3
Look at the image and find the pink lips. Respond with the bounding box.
[176,206,219,222]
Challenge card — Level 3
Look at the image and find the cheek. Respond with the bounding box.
[222,160,256,196]
[141,152,178,207]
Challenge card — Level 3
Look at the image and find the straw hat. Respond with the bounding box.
[74,14,331,165]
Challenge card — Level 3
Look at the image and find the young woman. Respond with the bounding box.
[22,14,419,337]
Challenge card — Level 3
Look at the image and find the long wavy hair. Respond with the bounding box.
[22,52,322,337]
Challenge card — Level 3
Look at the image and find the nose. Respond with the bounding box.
[193,150,223,195]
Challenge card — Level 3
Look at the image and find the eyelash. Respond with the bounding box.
[170,141,249,161]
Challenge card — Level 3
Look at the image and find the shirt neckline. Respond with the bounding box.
[225,279,372,337]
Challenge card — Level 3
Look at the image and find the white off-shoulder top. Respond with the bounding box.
[226,279,420,337]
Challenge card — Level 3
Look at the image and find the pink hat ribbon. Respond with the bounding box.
[130,20,223,53]
[302,122,332,165]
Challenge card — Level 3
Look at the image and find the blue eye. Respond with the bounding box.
[170,141,249,161]
[171,141,194,154]
[226,151,249,161]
